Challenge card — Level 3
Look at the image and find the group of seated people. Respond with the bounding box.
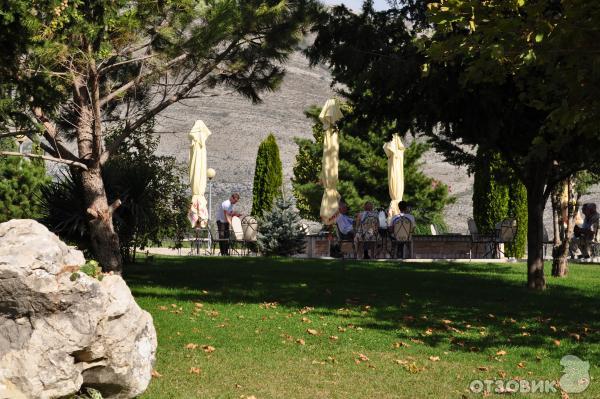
[571,202,599,259]
[336,199,416,258]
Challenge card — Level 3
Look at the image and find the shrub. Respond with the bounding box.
[251,133,283,218]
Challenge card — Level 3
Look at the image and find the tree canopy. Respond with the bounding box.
[0,0,319,271]
[307,0,600,288]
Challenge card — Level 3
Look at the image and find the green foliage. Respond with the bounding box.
[251,133,283,218]
[472,149,509,234]
[506,177,528,259]
[472,149,528,258]
[41,126,189,263]
[0,138,49,223]
[69,387,103,399]
[257,197,306,256]
[292,106,453,230]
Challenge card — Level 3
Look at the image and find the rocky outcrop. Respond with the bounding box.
[0,219,156,399]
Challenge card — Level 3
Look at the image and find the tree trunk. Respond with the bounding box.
[81,167,123,273]
[526,181,546,290]
[551,185,568,276]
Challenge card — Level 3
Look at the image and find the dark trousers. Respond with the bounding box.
[217,221,230,255]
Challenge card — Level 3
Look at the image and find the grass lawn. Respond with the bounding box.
[125,257,599,398]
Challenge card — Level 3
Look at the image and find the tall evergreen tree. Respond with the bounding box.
[251,133,283,218]
[472,148,527,258]
[0,0,318,272]
[293,106,453,231]
[0,138,49,222]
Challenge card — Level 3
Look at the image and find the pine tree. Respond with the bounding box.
[292,106,454,232]
[257,197,306,256]
[251,134,283,218]
[506,177,528,258]
[0,138,49,223]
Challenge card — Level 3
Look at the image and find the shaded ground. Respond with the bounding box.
[126,257,599,398]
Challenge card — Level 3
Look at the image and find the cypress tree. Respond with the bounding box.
[472,148,527,257]
[0,138,49,222]
[472,149,509,233]
[251,134,283,218]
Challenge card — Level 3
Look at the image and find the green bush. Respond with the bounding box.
[251,133,283,218]
[0,138,49,222]
[257,197,306,256]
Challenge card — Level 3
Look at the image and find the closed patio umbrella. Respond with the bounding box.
[188,120,211,227]
[383,134,405,217]
[319,99,343,225]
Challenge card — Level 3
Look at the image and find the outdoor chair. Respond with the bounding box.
[241,216,259,255]
[468,218,495,258]
[390,216,414,258]
[587,219,600,260]
[355,214,381,259]
[334,225,356,259]
[542,226,554,258]
[229,216,246,256]
[492,218,518,258]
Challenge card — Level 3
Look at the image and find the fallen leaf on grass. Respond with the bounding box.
[329,336,339,341]
[151,369,162,378]
[301,317,311,323]
[307,329,318,335]
[185,343,198,350]
[478,366,489,371]
[517,362,526,369]
[496,350,507,356]
[569,333,580,341]
[394,359,408,365]
[194,302,204,308]
[521,332,531,336]
[410,338,424,345]
[299,306,314,314]
[358,353,370,362]
[393,341,410,348]
[441,319,453,325]
[189,367,201,374]
[337,326,347,332]
[553,339,561,346]
[296,338,305,345]
[158,306,168,311]
[550,325,557,332]
[429,356,440,362]
[202,345,216,353]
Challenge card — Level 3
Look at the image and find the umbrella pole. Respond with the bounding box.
[208,180,213,254]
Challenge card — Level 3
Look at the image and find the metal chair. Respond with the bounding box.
[493,218,518,258]
[229,216,246,255]
[468,218,495,259]
[241,216,259,255]
[355,214,381,259]
[390,216,414,258]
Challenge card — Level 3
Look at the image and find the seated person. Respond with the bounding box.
[355,201,378,225]
[390,201,416,229]
[336,202,355,239]
[572,203,599,258]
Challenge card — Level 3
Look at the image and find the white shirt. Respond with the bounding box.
[336,213,354,235]
[217,199,235,223]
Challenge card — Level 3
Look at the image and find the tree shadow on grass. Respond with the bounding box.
[125,257,600,362]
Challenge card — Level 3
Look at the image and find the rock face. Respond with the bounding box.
[0,219,157,399]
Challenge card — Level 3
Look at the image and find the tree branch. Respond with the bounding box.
[99,53,190,107]
[100,40,241,165]
[0,151,88,170]
[31,107,79,161]
[98,54,157,76]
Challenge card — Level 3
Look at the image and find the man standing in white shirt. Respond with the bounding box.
[216,193,241,255]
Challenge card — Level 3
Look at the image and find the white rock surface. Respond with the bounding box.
[0,219,157,399]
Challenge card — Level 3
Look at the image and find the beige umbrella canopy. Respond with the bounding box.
[319,99,343,225]
[383,134,405,217]
[187,120,212,227]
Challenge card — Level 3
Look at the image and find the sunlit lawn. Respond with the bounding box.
[125,257,599,398]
